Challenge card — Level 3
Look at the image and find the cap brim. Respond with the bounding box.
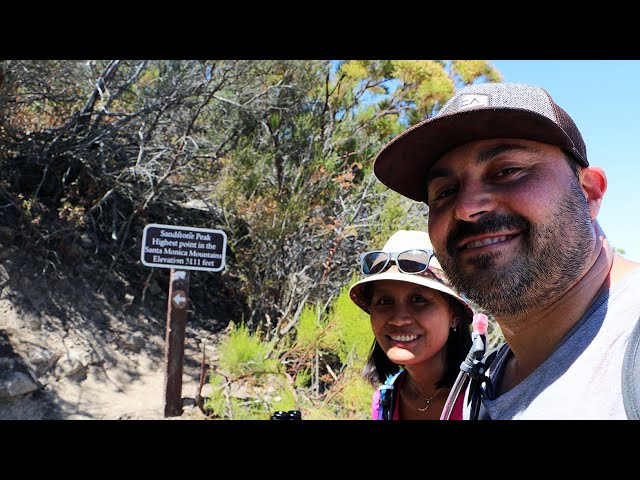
[374,107,583,203]
[349,269,473,317]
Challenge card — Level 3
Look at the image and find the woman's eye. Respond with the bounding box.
[373,297,393,306]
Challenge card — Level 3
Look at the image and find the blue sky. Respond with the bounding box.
[490,60,640,262]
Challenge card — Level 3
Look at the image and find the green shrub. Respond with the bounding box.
[325,278,373,369]
[203,372,227,418]
[334,374,374,419]
[288,280,374,418]
[206,323,297,419]
[206,285,376,420]
[218,322,280,376]
[294,367,311,389]
[295,302,333,352]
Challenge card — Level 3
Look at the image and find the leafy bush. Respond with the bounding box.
[324,278,373,369]
[217,322,279,376]
[204,282,375,420]
[204,323,296,419]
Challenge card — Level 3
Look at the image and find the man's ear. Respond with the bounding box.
[580,166,607,220]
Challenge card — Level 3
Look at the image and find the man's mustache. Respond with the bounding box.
[445,213,530,255]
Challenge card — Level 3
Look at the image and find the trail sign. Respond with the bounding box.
[141,223,227,272]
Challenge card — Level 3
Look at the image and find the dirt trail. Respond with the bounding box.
[0,337,215,420]
[0,246,231,421]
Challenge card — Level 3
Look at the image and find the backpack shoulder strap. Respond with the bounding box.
[622,313,640,420]
[377,369,404,420]
[482,343,505,371]
[466,342,506,419]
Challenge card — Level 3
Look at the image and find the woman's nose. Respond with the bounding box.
[387,305,412,325]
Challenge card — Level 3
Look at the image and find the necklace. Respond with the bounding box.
[408,379,441,412]
[417,389,441,412]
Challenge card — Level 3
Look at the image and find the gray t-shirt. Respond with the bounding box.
[474,266,640,420]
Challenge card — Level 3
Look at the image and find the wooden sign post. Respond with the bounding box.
[164,269,190,417]
[140,223,227,417]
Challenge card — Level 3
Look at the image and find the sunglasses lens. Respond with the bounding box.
[362,252,388,274]
[397,250,431,273]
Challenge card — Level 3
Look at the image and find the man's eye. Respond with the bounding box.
[430,186,457,201]
[495,167,522,177]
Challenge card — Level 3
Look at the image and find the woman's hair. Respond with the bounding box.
[361,281,473,388]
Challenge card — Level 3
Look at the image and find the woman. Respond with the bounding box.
[349,230,474,420]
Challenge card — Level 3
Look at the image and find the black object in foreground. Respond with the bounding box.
[270,410,302,420]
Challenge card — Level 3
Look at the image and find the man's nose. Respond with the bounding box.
[453,180,496,222]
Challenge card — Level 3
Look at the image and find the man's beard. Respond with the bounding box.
[435,180,595,317]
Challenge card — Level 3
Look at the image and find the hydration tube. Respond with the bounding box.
[440,313,489,420]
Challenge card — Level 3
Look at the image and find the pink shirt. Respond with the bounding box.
[371,372,466,420]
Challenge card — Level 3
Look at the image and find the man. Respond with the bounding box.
[373,82,640,419]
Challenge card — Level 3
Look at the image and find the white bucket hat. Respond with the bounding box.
[349,230,473,317]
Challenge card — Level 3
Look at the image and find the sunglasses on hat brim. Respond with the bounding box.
[359,248,434,275]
